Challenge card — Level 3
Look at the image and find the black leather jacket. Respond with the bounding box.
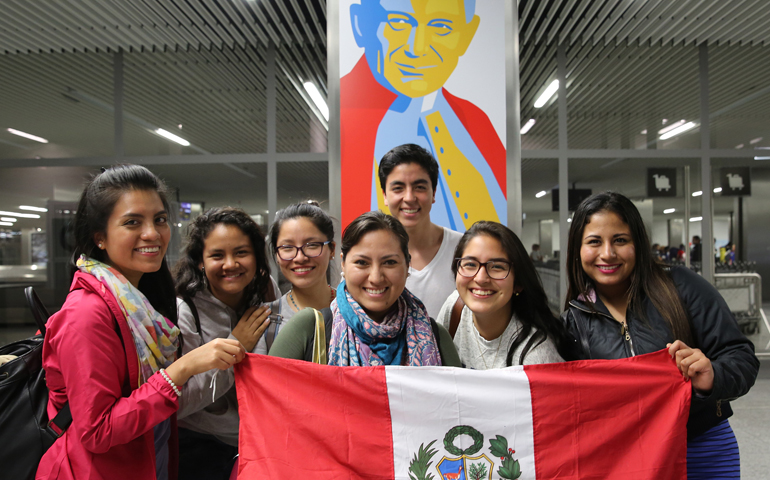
[561,266,759,439]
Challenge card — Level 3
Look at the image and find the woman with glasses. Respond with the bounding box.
[269,211,461,367]
[173,207,275,480]
[436,221,567,369]
[265,201,336,331]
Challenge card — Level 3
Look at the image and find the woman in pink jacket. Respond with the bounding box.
[37,165,246,480]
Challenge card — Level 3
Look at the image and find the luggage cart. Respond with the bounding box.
[714,273,769,336]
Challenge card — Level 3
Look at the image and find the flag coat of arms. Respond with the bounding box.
[235,350,690,480]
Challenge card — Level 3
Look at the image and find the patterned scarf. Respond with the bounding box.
[327,280,441,366]
[77,255,180,384]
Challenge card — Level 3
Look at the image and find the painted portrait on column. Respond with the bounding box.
[339,0,507,230]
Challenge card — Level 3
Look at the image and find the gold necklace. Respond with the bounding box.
[473,323,503,370]
[288,285,335,312]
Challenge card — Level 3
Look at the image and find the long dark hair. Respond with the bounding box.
[72,164,176,322]
[453,221,568,365]
[174,207,271,311]
[565,192,693,344]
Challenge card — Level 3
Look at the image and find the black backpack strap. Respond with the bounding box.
[264,298,283,353]
[429,318,442,355]
[46,403,71,438]
[449,295,465,339]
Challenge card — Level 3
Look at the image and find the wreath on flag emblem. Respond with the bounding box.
[408,425,521,480]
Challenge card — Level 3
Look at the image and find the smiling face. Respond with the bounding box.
[383,162,435,229]
[355,0,479,97]
[342,229,408,323]
[94,189,170,287]
[455,234,516,323]
[200,223,257,309]
[580,210,637,299]
[275,217,334,291]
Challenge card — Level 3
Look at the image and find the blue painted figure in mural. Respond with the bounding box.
[341,0,507,231]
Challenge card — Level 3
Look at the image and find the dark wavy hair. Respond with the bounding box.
[565,191,693,345]
[341,211,410,263]
[377,143,439,194]
[174,207,271,311]
[72,164,176,322]
[453,221,568,365]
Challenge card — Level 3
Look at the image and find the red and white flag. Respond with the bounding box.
[235,350,690,480]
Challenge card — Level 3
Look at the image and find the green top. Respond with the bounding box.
[269,307,463,367]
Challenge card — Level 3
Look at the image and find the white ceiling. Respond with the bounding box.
[0,0,768,227]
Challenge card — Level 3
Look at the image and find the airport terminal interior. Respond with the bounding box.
[1,1,769,477]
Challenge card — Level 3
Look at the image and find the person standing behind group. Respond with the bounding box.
[261,201,336,351]
[437,222,565,369]
[173,207,275,480]
[37,165,245,480]
[561,192,758,480]
[378,144,463,319]
[269,211,461,367]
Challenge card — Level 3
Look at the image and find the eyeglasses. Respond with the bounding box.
[276,241,332,261]
[455,257,512,280]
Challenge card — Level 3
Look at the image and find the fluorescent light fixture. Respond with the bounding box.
[640,129,647,135]
[659,121,697,140]
[19,205,48,212]
[303,82,329,121]
[521,118,536,134]
[749,137,763,145]
[534,80,559,108]
[0,222,13,227]
[713,187,722,193]
[0,210,41,219]
[692,191,703,197]
[154,129,190,146]
[735,144,744,149]
[663,208,676,214]
[690,216,703,222]
[535,190,547,198]
[0,217,17,222]
[7,128,49,143]
[657,120,686,135]
[754,156,770,161]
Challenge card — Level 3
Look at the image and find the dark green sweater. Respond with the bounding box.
[269,307,463,367]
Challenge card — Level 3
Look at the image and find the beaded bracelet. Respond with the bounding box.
[159,368,182,397]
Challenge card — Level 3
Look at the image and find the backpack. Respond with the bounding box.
[0,293,72,480]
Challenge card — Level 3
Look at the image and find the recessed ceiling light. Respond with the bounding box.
[303,82,329,121]
[663,208,676,214]
[690,216,703,222]
[660,121,697,140]
[0,210,41,218]
[713,187,722,193]
[749,137,763,145]
[154,128,190,146]
[521,118,536,134]
[735,144,744,149]
[0,217,17,222]
[534,80,559,108]
[0,222,13,227]
[7,128,49,143]
[535,190,547,198]
[692,191,703,197]
[19,205,48,212]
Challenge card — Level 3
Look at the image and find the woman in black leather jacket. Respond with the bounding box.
[561,192,758,480]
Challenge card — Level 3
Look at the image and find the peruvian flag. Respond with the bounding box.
[234,350,690,480]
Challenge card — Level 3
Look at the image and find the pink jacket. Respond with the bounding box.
[36,272,180,480]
